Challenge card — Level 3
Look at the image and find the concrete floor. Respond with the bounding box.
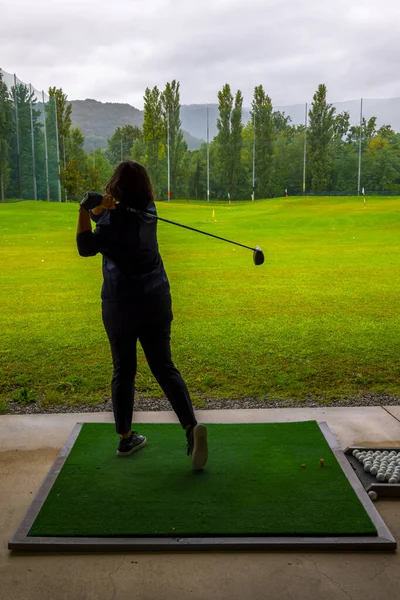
[1,407,400,600]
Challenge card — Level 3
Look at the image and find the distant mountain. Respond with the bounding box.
[71,99,143,137]
[182,129,206,150]
[270,99,400,131]
[332,98,400,131]
[70,99,205,151]
[181,98,400,133]
[70,97,400,153]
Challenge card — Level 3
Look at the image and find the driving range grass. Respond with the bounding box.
[0,196,399,412]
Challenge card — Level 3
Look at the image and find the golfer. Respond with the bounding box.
[76,160,208,470]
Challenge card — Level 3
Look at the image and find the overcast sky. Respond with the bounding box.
[1,0,400,108]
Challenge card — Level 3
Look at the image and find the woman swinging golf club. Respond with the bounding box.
[76,160,208,470]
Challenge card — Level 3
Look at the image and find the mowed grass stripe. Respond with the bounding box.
[28,422,376,537]
[0,197,399,410]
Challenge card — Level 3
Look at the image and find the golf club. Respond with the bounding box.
[122,205,265,266]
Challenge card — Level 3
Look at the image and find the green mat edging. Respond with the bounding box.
[28,421,377,537]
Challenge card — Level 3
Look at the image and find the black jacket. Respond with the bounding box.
[76,202,173,323]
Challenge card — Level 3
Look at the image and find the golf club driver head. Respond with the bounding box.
[253,245,264,266]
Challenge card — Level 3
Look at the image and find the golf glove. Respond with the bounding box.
[80,192,103,211]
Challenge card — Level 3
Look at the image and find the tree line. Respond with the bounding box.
[1,71,400,202]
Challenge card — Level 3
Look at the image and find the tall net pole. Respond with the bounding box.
[207,107,210,202]
[29,85,37,200]
[42,91,50,201]
[357,98,363,196]
[62,135,67,201]
[63,136,66,168]
[0,80,4,202]
[303,102,307,195]
[52,95,62,202]
[252,113,256,201]
[0,137,4,202]
[13,74,21,198]
[167,111,171,202]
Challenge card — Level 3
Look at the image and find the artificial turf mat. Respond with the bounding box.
[28,421,377,537]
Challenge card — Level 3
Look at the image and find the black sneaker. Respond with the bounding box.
[117,431,147,456]
[186,424,208,470]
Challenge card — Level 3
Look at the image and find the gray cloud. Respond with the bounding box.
[1,0,400,108]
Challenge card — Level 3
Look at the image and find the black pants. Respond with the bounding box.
[102,301,197,435]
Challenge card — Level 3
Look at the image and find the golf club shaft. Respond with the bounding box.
[140,210,257,252]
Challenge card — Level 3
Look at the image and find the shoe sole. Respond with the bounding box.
[116,437,147,457]
[191,424,208,470]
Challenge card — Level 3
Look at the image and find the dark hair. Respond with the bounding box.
[104,161,155,209]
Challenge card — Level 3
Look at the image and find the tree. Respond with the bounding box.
[47,88,72,201]
[161,80,187,199]
[141,87,165,196]
[330,111,352,192]
[48,87,72,165]
[377,124,395,139]
[273,110,292,135]
[84,149,113,192]
[59,126,86,200]
[331,141,358,193]
[7,83,45,199]
[230,90,243,199]
[238,120,255,199]
[271,126,304,197]
[251,85,274,198]
[216,84,233,197]
[347,117,377,145]
[130,137,145,163]
[0,71,12,201]
[188,145,207,199]
[214,84,244,199]
[333,111,350,139]
[308,84,337,192]
[363,133,400,192]
[93,149,113,186]
[106,124,142,165]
